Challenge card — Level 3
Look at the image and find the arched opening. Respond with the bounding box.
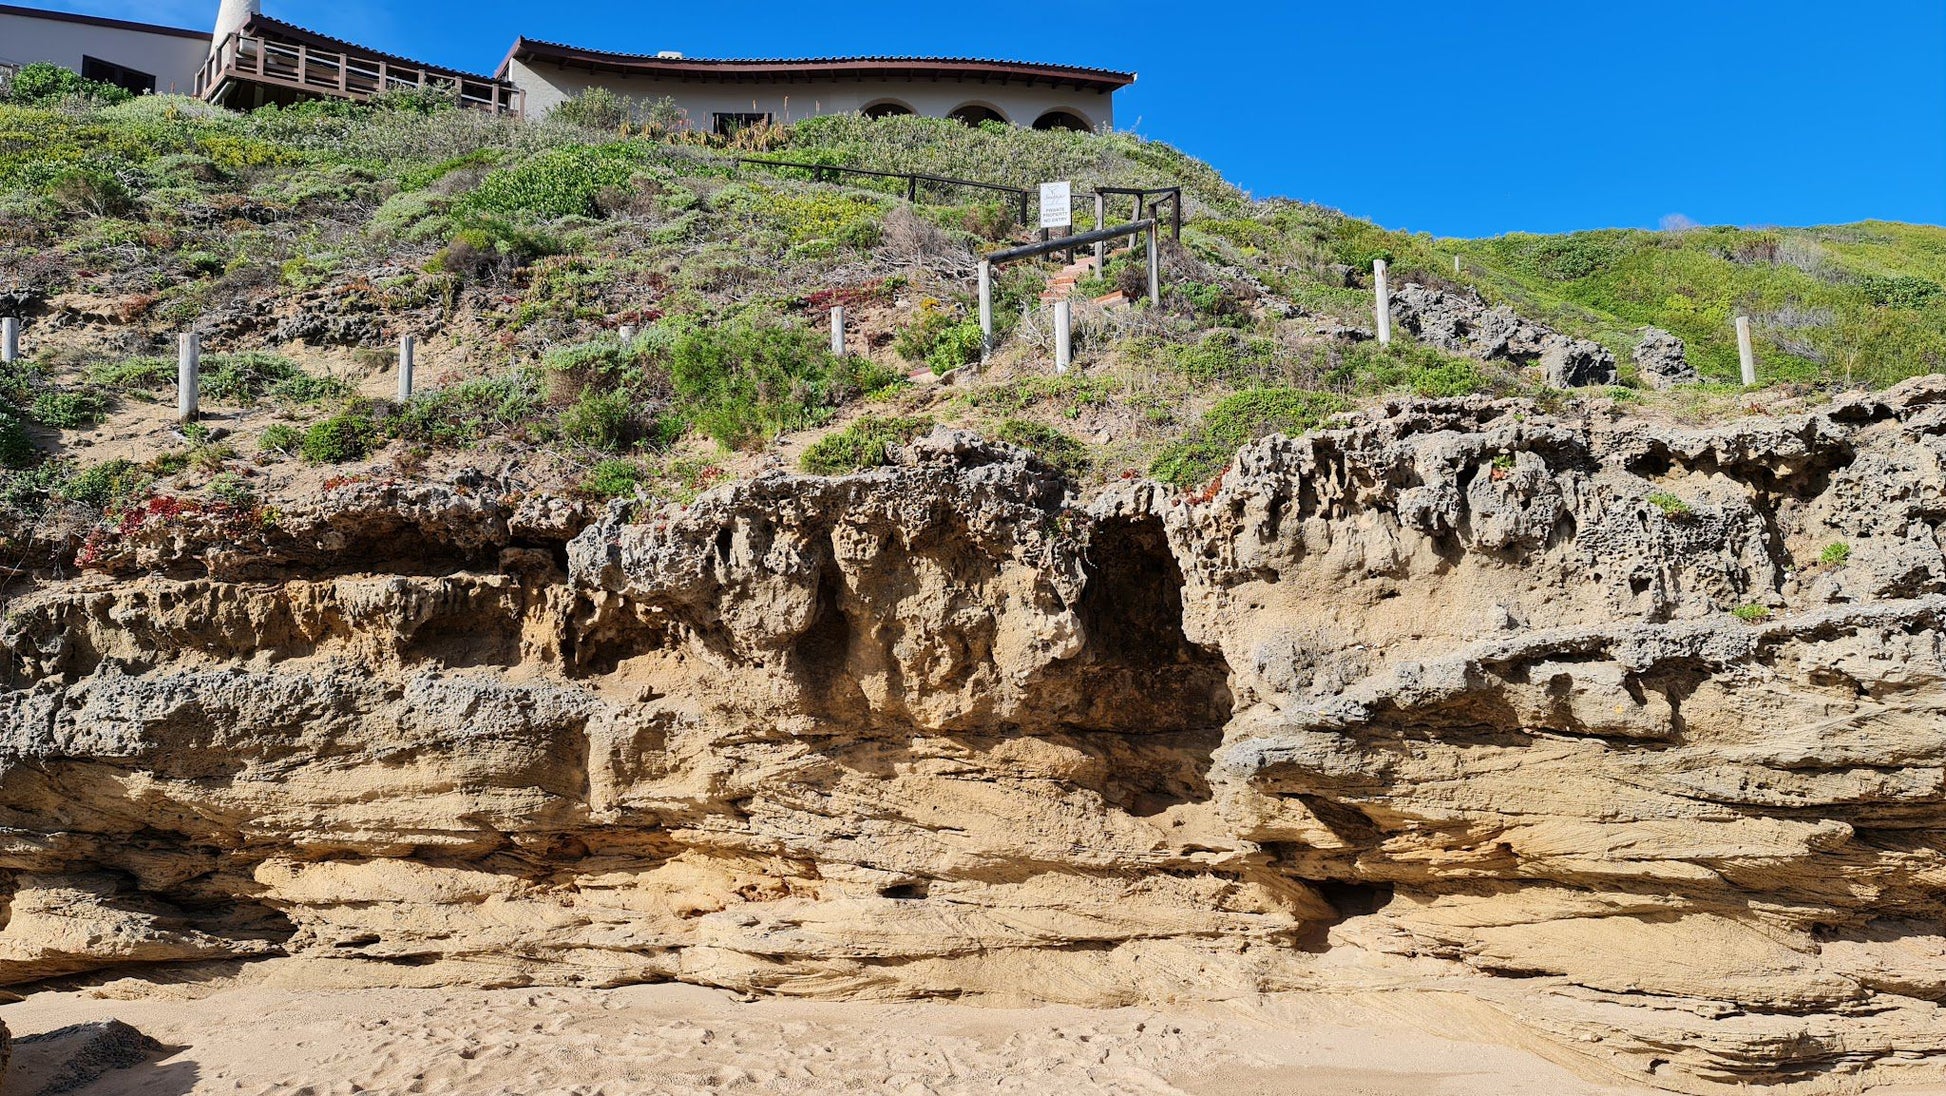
[1032,109,1091,132]
[862,100,914,120]
[948,103,1008,127]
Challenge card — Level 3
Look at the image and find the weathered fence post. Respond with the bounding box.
[1374,259,1393,346]
[177,332,200,423]
[397,334,415,401]
[1093,193,1107,271]
[1454,255,1462,275]
[829,305,845,356]
[618,324,635,343]
[977,260,993,358]
[0,317,17,364]
[1146,224,1161,306]
[1053,298,1072,374]
[1737,316,1757,386]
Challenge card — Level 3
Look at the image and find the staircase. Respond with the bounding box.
[1039,254,1130,311]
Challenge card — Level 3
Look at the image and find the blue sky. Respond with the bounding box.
[50,0,1946,237]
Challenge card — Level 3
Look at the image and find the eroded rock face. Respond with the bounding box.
[1392,282,1619,387]
[10,392,1946,1090]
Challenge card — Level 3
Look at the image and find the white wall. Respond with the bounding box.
[0,11,210,95]
[507,57,1116,131]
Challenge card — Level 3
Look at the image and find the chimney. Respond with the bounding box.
[212,0,260,45]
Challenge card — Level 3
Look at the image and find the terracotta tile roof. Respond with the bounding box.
[0,3,208,41]
[500,38,1134,92]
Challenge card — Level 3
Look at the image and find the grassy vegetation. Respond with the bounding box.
[799,416,933,474]
[0,73,1939,525]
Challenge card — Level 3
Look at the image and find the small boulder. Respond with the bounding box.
[1634,327,1699,389]
[8,1019,164,1095]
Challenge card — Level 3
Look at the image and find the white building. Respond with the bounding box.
[0,2,210,96]
[0,1,1133,129]
[498,40,1132,132]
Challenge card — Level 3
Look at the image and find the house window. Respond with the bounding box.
[81,56,155,95]
[712,112,772,137]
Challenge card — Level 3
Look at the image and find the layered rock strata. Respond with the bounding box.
[8,383,1946,1090]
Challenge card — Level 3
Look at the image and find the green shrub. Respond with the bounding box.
[8,62,133,105]
[664,321,899,450]
[1819,541,1852,566]
[551,87,632,130]
[86,356,174,392]
[192,352,348,405]
[579,458,646,499]
[48,166,134,216]
[799,416,932,474]
[29,389,106,429]
[924,320,984,375]
[432,218,562,279]
[206,472,254,508]
[559,388,635,451]
[388,373,545,447]
[60,459,150,512]
[1731,603,1772,624]
[462,143,659,219]
[1167,330,1276,384]
[1857,275,1942,310]
[259,422,302,455]
[1408,357,1488,398]
[992,419,1089,475]
[893,307,959,363]
[0,411,35,469]
[1647,491,1693,518]
[301,412,378,463]
[1151,387,1348,488]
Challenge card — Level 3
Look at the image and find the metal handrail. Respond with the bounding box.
[978,219,1159,356]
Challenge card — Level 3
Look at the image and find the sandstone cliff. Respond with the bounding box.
[6,383,1946,1091]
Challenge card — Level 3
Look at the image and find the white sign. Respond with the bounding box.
[1039,182,1072,230]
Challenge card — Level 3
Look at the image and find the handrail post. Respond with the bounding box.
[906,175,917,203]
[1737,316,1756,386]
[397,334,415,401]
[1172,188,1182,241]
[1146,224,1160,306]
[1053,298,1072,374]
[177,332,200,424]
[1374,259,1393,346]
[1093,193,1106,270]
[978,260,993,360]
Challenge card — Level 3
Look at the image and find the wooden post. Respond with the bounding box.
[177,332,200,423]
[1374,259,1393,346]
[1093,193,1106,270]
[1,317,16,364]
[829,306,845,356]
[397,334,415,401]
[1736,316,1756,386]
[1146,224,1161,306]
[618,324,636,343]
[1053,298,1072,374]
[978,260,993,359]
[1454,255,1462,275]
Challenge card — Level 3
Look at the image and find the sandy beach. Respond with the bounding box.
[2,980,1662,1096]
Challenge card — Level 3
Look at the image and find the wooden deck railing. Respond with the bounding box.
[195,31,520,114]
